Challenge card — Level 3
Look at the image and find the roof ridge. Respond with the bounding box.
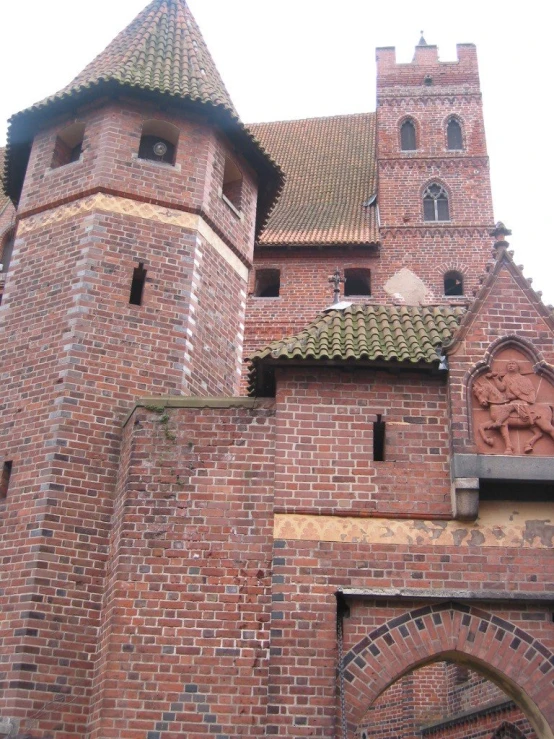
[248,111,375,128]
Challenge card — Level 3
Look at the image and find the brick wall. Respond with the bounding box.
[273,368,451,517]
[87,401,276,738]
[0,98,259,733]
[245,44,494,364]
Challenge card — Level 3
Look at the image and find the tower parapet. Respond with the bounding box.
[375,39,494,305]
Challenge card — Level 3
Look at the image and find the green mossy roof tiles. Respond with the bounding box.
[4,0,282,217]
[251,304,464,364]
[249,113,378,246]
[31,0,237,115]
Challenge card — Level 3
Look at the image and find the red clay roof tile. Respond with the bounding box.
[249,113,378,247]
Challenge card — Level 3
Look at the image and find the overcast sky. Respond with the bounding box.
[1,0,552,304]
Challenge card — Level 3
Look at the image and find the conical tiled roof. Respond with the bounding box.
[4,0,282,217]
[30,0,238,116]
[248,305,465,394]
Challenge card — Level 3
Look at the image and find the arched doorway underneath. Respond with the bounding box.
[358,661,536,739]
[340,602,554,739]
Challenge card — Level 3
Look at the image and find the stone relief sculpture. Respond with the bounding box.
[472,348,554,456]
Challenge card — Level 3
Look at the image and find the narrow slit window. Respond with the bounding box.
[254,268,280,297]
[129,263,146,306]
[1,230,15,274]
[222,157,243,211]
[1,461,13,499]
[344,268,371,297]
[400,119,417,151]
[373,415,386,462]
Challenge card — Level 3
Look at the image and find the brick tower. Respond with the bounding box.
[375,39,494,304]
[0,1,279,734]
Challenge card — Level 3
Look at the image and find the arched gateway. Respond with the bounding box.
[341,602,554,739]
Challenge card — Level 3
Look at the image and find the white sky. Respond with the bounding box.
[1,0,553,304]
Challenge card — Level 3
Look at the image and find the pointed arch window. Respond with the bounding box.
[447,117,463,150]
[423,183,450,221]
[0,229,15,274]
[400,119,417,151]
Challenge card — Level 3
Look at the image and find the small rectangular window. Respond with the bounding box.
[1,461,13,499]
[373,415,386,462]
[344,268,371,297]
[129,263,146,306]
[254,268,280,297]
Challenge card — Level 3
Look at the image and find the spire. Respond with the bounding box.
[4,0,283,221]
[31,0,238,117]
[418,31,427,46]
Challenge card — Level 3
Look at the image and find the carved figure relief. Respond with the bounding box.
[472,348,554,456]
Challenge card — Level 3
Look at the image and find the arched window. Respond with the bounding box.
[0,230,15,274]
[51,122,85,169]
[423,183,450,221]
[138,120,179,165]
[447,117,463,150]
[400,119,417,151]
[444,270,463,296]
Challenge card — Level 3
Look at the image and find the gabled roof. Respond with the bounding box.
[249,113,378,247]
[4,0,283,224]
[248,304,464,394]
[444,241,554,352]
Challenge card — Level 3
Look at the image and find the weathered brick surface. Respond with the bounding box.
[87,403,276,739]
[0,97,258,734]
[1,27,553,739]
[274,368,451,516]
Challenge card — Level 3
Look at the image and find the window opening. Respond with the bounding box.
[254,268,280,297]
[373,415,386,462]
[138,120,179,165]
[222,157,243,211]
[344,268,371,297]
[400,119,416,151]
[423,183,450,221]
[447,118,463,150]
[444,270,463,296]
[1,231,15,274]
[51,122,85,169]
[129,263,147,306]
[1,461,13,499]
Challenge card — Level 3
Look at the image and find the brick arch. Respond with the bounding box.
[342,602,554,739]
[491,721,528,739]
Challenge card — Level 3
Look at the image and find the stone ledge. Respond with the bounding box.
[337,587,554,603]
[123,397,274,427]
[452,453,554,481]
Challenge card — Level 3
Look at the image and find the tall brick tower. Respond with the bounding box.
[375,39,495,303]
[244,39,496,366]
[0,1,279,734]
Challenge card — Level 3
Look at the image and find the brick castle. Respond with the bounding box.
[0,2,553,738]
